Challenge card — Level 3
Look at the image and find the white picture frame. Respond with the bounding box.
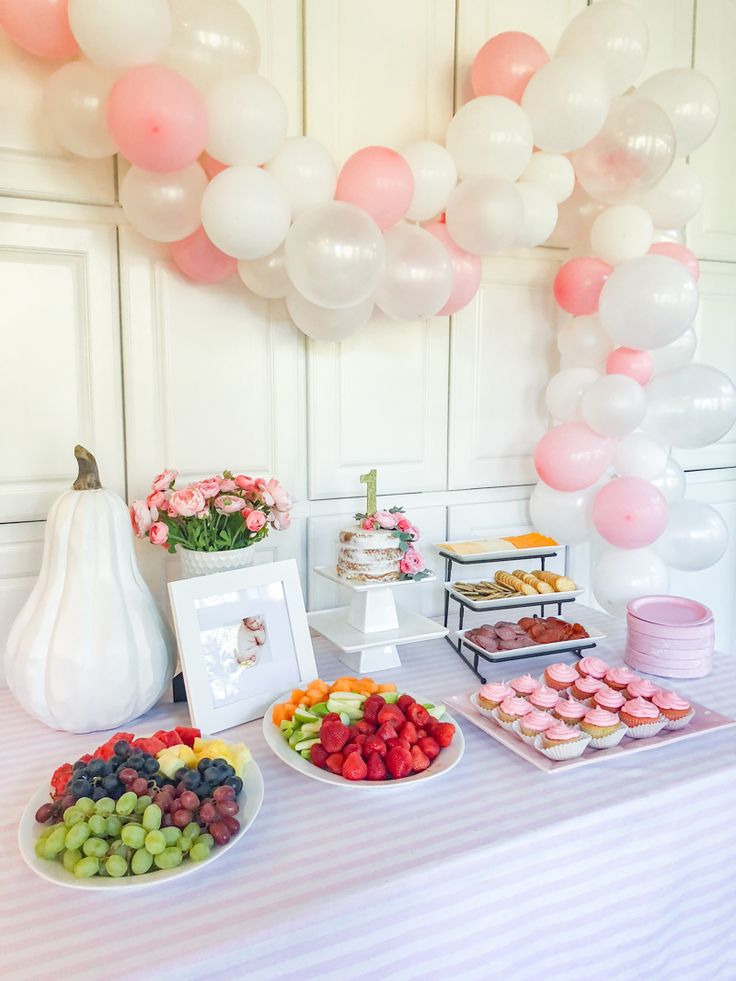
[168,559,318,733]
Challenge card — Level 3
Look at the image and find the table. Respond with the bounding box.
[1,606,735,981]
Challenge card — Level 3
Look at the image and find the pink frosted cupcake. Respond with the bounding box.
[535,722,590,760]
[580,707,626,749]
[517,709,556,740]
[620,697,666,738]
[477,681,513,710]
[528,685,560,712]
[626,678,660,701]
[495,695,533,725]
[576,656,609,680]
[553,698,587,725]
[569,675,606,704]
[604,666,638,692]
[543,662,579,692]
[593,687,626,712]
[509,673,539,697]
[652,690,694,729]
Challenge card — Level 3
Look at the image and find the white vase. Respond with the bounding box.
[178,545,256,579]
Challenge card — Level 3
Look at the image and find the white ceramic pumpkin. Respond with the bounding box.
[5,446,175,733]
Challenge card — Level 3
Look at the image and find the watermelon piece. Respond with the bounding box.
[132,736,166,755]
[78,753,93,763]
[163,731,183,747]
[96,742,115,761]
[175,726,201,747]
[112,732,135,744]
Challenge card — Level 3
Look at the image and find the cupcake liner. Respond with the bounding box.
[491,707,524,730]
[532,731,591,761]
[569,693,596,707]
[469,692,501,719]
[661,709,695,731]
[583,725,628,750]
[622,715,668,739]
[512,719,546,744]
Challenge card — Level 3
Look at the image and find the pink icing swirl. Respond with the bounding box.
[544,722,582,742]
[509,673,539,695]
[529,686,559,709]
[499,695,533,717]
[594,688,626,710]
[583,708,619,727]
[652,689,692,712]
[626,679,660,700]
[576,656,609,679]
[554,699,587,720]
[572,676,606,696]
[520,709,555,732]
[545,663,579,684]
[605,666,638,687]
[622,696,661,720]
[478,682,512,702]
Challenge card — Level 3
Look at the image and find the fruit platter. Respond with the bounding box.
[263,676,464,787]
[19,726,264,889]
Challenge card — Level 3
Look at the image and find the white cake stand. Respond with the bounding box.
[308,566,448,673]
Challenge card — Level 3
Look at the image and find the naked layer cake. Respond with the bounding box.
[336,527,403,582]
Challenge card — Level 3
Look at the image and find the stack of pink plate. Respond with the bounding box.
[625,595,714,679]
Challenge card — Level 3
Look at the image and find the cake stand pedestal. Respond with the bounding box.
[308,567,447,673]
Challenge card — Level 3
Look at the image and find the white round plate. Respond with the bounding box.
[18,759,264,890]
[262,693,464,789]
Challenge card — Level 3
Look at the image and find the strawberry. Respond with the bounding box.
[406,703,430,727]
[386,737,411,752]
[417,736,440,760]
[434,721,455,747]
[354,733,367,746]
[342,751,368,781]
[385,745,413,779]
[376,722,398,742]
[362,695,386,722]
[366,751,387,781]
[50,763,73,798]
[397,694,416,713]
[320,720,350,753]
[410,745,430,772]
[363,734,387,756]
[322,713,342,725]
[354,719,376,736]
[377,704,405,727]
[343,741,361,757]
[424,719,439,736]
[310,743,329,769]
[416,728,428,740]
[398,721,418,745]
[325,752,345,774]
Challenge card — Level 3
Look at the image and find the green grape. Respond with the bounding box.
[63,848,83,872]
[135,795,153,815]
[115,791,138,816]
[194,833,214,849]
[121,824,146,849]
[141,804,162,832]
[183,822,200,839]
[34,837,48,859]
[76,797,95,816]
[154,847,183,870]
[44,825,68,856]
[94,797,115,817]
[144,830,166,855]
[178,836,193,854]
[73,856,99,878]
[38,826,53,840]
[162,827,182,845]
[87,814,108,837]
[63,806,84,828]
[82,837,109,858]
[131,848,154,875]
[108,839,129,858]
[105,854,128,878]
[64,822,91,851]
[97,862,109,877]
[106,815,122,837]
[189,842,211,862]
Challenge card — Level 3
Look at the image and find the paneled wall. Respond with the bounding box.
[2,0,736,684]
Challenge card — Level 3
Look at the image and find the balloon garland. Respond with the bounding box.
[3,0,736,615]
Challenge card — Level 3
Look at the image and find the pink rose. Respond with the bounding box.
[220,478,237,492]
[215,494,246,514]
[407,523,420,541]
[244,509,267,533]
[374,510,397,530]
[399,556,413,575]
[152,468,177,492]
[198,477,221,499]
[404,547,425,573]
[149,522,169,546]
[170,487,206,517]
[396,517,411,532]
[361,517,377,530]
[270,509,291,530]
[235,475,257,493]
[129,500,153,537]
[262,478,292,513]
[147,490,167,510]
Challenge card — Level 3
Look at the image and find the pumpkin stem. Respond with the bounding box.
[73,445,102,490]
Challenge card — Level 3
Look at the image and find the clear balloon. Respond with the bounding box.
[648,242,699,281]
[1,0,79,59]
[644,363,736,449]
[593,477,668,548]
[652,457,686,502]
[444,176,522,255]
[557,315,612,370]
[598,254,698,349]
[520,152,575,204]
[545,368,599,422]
[164,0,260,91]
[521,56,609,153]
[266,137,337,216]
[581,374,647,438]
[592,546,669,619]
[606,346,652,385]
[636,161,704,229]
[120,164,206,243]
[335,146,414,230]
[375,225,452,321]
[652,228,686,246]
[614,433,668,480]
[572,95,675,205]
[205,75,287,166]
[471,31,549,103]
[556,0,648,95]
[44,61,116,159]
[68,0,171,71]
[515,184,558,247]
[529,481,596,545]
[654,499,728,571]
[170,227,236,284]
[638,68,719,157]
[649,327,697,374]
[201,166,291,260]
[553,257,612,316]
[424,222,481,316]
[401,142,457,222]
[238,247,289,300]
[284,202,385,309]
[445,95,533,181]
[534,421,614,492]
[590,205,653,265]
[547,181,605,250]
[285,288,373,342]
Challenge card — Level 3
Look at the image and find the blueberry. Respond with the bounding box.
[143,757,159,775]
[91,786,106,801]
[203,766,220,784]
[108,755,122,770]
[225,776,243,795]
[197,783,212,798]
[113,740,130,758]
[109,784,124,800]
[212,758,228,769]
[87,759,106,779]
[102,774,120,792]
[221,764,235,779]
[71,777,92,798]
[181,770,201,791]
[174,767,188,781]
[197,758,212,774]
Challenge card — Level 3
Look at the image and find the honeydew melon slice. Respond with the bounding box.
[328,691,366,704]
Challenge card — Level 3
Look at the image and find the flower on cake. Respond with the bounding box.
[353,505,430,581]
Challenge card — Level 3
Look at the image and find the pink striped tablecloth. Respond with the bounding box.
[1,606,735,981]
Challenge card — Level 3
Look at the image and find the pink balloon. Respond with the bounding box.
[606,346,653,385]
[200,152,228,181]
[553,257,612,316]
[593,477,668,549]
[648,242,700,281]
[424,220,481,315]
[335,146,414,230]
[170,227,236,284]
[534,422,614,492]
[471,31,549,103]
[107,66,207,173]
[0,0,78,59]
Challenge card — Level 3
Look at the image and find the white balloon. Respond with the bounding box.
[652,228,686,246]
[375,225,452,321]
[521,56,610,153]
[120,164,206,243]
[445,176,523,254]
[266,137,337,216]
[201,166,291,260]
[43,61,116,159]
[651,457,686,502]
[515,184,558,247]
[638,68,719,157]
[592,546,669,618]
[582,374,647,437]
[590,205,653,265]
[401,141,457,222]
[636,161,704,229]
[650,327,697,374]
[557,0,649,95]
[68,0,171,72]
[286,288,373,342]
[547,181,605,250]
[237,248,289,299]
[614,433,668,480]
[644,364,736,449]
[520,152,575,204]
[529,481,596,545]
[557,315,612,369]
[546,368,599,422]
[445,96,533,181]
[654,499,728,571]
[164,0,260,90]
[598,255,698,349]
[206,75,286,166]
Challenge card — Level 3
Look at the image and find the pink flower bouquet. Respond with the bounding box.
[130,469,292,553]
[354,505,430,581]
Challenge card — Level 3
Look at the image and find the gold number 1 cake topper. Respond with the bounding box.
[360,469,377,517]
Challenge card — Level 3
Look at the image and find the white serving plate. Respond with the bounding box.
[457,626,605,662]
[445,690,735,774]
[314,566,437,591]
[436,542,559,564]
[262,692,464,789]
[445,580,583,612]
[19,759,264,890]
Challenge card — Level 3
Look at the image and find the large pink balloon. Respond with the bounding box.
[107,65,207,173]
[0,0,78,59]
[553,257,612,315]
[606,346,653,385]
[170,227,236,284]
[534,422,614,491]
[471,31,549,103]
[335,146,414,230]
[424,220,481,315]
[648,242,700,281]
[593,477,668,549]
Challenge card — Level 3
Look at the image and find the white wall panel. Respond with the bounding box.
[622,0,693,77]
[0,523,45,689]
[241,0,303,134]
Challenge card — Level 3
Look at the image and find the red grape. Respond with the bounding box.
[216,799,239,818]
[61,795,75,810]
[209,822,231,846]
[169,799,183,813]
[162,813,174,827]
[222,816,240,836]
[131,777,149,796]
[213,786,235,803]
[175,781,187,795]
[35,803,54,824]
[153,793,170,812]
[118,768,137,785]
[172,808,193,828]
[199,802,216,824]
[178,791,199,811]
